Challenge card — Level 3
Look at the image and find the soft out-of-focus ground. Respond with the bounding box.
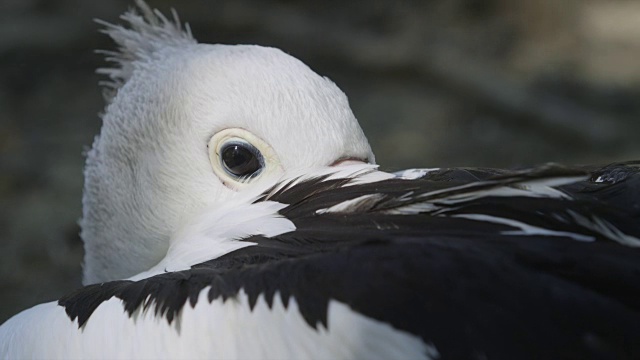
[1,0,639,322]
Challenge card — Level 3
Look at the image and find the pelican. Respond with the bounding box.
[1,2,639,359]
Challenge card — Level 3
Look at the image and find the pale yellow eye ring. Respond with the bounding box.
[208,128,281,190]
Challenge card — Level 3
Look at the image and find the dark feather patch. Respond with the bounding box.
[59,162,640,359]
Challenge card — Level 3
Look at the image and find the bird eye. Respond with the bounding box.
[208,128,282,190]
[220,141,263,179]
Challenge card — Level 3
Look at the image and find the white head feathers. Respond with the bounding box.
[95,0,195,96]
[81,1,374,284]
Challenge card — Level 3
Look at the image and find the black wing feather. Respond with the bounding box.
[59,162,640,359]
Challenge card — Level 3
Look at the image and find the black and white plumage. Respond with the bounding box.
[1,2,639,359]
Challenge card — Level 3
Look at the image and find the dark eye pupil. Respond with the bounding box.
[221,144,261,177]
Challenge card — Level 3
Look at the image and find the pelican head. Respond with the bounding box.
[81,2,374,284]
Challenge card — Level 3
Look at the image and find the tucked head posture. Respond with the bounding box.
[2,1,640,359]
[81,4,373,284]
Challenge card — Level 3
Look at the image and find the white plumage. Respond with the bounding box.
[82,1,373,284]
[1,291,433,359]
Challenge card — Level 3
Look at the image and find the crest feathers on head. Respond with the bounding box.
[95,0,196,101]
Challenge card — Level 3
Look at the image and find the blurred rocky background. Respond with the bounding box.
[1,0,639,322]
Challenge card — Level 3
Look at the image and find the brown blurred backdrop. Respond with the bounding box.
[1,0,639,322]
